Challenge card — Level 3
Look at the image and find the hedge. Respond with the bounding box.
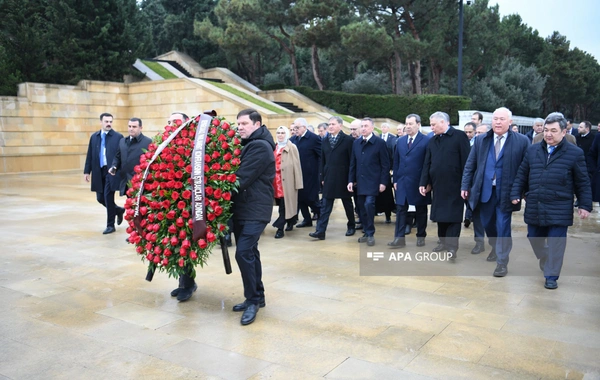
[291,86,471,125]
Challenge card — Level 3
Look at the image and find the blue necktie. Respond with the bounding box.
[547,145,555,161]
[100,133,106,167]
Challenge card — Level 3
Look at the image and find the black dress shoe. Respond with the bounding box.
[274,229,284,239]
[116,207,124,225]
[345,228,356,236]
[388,238,406,248]
[433,243,445,252]
[241,303,259,325]
[448,249,457,260]
[356,223,363,230]
[471,242,485,254]
[285,223,294,231]
[416,237,426,247]
[544,279,558,289]
[225,236,233,247]
[486,249,497,262]
[296,220,312,228]
[385,218,392,224]
[463,218,471,228]
[103,226,116,234]
[309,231,325,240]
[493,264,508,277]
[358,234,369,243]
[367,236,375,246]
[312,213,319,221]
[232,299,266,312]
[176,283,198,302]
[405,225,412,235]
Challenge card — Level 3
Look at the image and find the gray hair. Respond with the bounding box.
[294,117,308,127]
[480,123,492,131]
[494,107,513,119]
[544,112,567,130]
[406,114,421,124]
[307,124,315,132]
[381,122,390,128]
[430,111,449,123]
[534,117,545,125]
[329,116,343,125]
[317,122,328,130]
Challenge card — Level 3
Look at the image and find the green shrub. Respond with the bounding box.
[292,86,471,125]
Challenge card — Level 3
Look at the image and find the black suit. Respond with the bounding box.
[376,133,396,217]
[316,132,355,234]
[84,129,123,228]
[112,133,152,196]
[290,132,321,223]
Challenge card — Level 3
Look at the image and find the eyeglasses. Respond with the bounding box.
[276,132,286,134]
[349,128,358,131]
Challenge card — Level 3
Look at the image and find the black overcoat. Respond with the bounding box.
[419,126,470,223]
[291,132,321,203]
[84,129,123,193]
[111,133,152,196]
[320,132,353,199]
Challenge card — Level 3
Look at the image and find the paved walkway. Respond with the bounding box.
[1,172,599,379]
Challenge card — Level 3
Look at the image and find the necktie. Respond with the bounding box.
[361,138,367,145]
[330,135,336,149]
[547,145,555,161]
[408,137,413,149]
[100,132,106,167]
[382,134,387,141]
[495,135,503,160]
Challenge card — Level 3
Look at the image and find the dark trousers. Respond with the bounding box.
[395,202,427,238]
[316,197,355,234]
[272,198,297,230]
[527,225,568,280]
[479,187,513,265]
[233,220,267,305]
[96,166,118,228]
[437,222,461,251]
[298,199,320,223]
[353,192,362,223]
[357,195,377,237]
[465,203,485,243]
[178,266,196,288]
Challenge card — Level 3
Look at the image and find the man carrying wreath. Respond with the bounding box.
[231,109,276,325]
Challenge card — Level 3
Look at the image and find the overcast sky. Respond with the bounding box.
[491,0,600,61]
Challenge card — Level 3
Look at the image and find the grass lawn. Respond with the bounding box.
[141,60,178,79]
[207,81,288,114]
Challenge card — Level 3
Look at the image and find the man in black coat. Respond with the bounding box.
[419,112,470,258]
[588,129,600,203]
[377,123,397,223]
[231,109,275,326]
[290,118,321,228]
[525,118,545,144]
[461,107,529,277]
[511,112,592,290]
[348,118,390,246]
[109,117,152,196]
[84,113,124,234]
[309,116,355,240]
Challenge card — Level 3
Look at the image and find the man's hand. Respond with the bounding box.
[347,183,353,192]
[379,184,386,193]
[578,208,590,219]
[108,167,116,176]
[461,190,469,200]
[419,185,431,197]
[84,174,90,182]
[511,198,520,204]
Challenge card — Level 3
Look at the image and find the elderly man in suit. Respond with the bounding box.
[389,114,430,248]
[511,112,592,289]
[84,113,124,234]
[419,112,470,258]
[109,117,152,197]
[377,123,396,223]
[348,117,390,246]
[525,118,545,143]
[309,116,355,240]
[461,107,530,277]
[290,118,321,228]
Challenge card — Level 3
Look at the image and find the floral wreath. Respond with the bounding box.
[124,112,242,280]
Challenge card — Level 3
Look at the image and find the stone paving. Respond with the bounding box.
[1,172,599,379]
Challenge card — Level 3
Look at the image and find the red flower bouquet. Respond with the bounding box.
[124,112,242,280]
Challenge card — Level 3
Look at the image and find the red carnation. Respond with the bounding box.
[227,174,237,183]
[207,213,216,221]
[153,246,162,255]
[140,206,148,215]
[222,163,231,171]
[206,232,216,243]
[179,229,187,240]
[198,239,207,249]
[221,142,229,150]
[172,191,180,201]
[182,190,191,199]
[176,217,185,228]
[166,210,176,220]
[157,212,165,221]
[214,189,222,199]
[212,151,221,159]
[212,119,220,126]
[205,187,214,196]
[222,121,230,130]
[162,258,169,266]
[211,163,221,171]
[190,251,198,260]
[223,152,232,161]
[233,148,241,156]
[227,129,235,137]
[182,210,190,218]
[164,248,172,257]
[178,259,184,267]
[214,206,223,216]
[170,236,179,246]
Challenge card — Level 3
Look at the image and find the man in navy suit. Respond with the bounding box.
[461,107,529,277]
[348,117,390,246]
[84,113,124,234]
[290,118,321,228]
[389,114,430,248]
[525,118,544,143]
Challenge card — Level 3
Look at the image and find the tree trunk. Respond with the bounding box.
[394,51,402,94]
[290,42,300,87]
[311,43,324,90]
[412,60,422,94]
[430,59,442,94]
[402,11,423,95]
[389,56,396,94]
